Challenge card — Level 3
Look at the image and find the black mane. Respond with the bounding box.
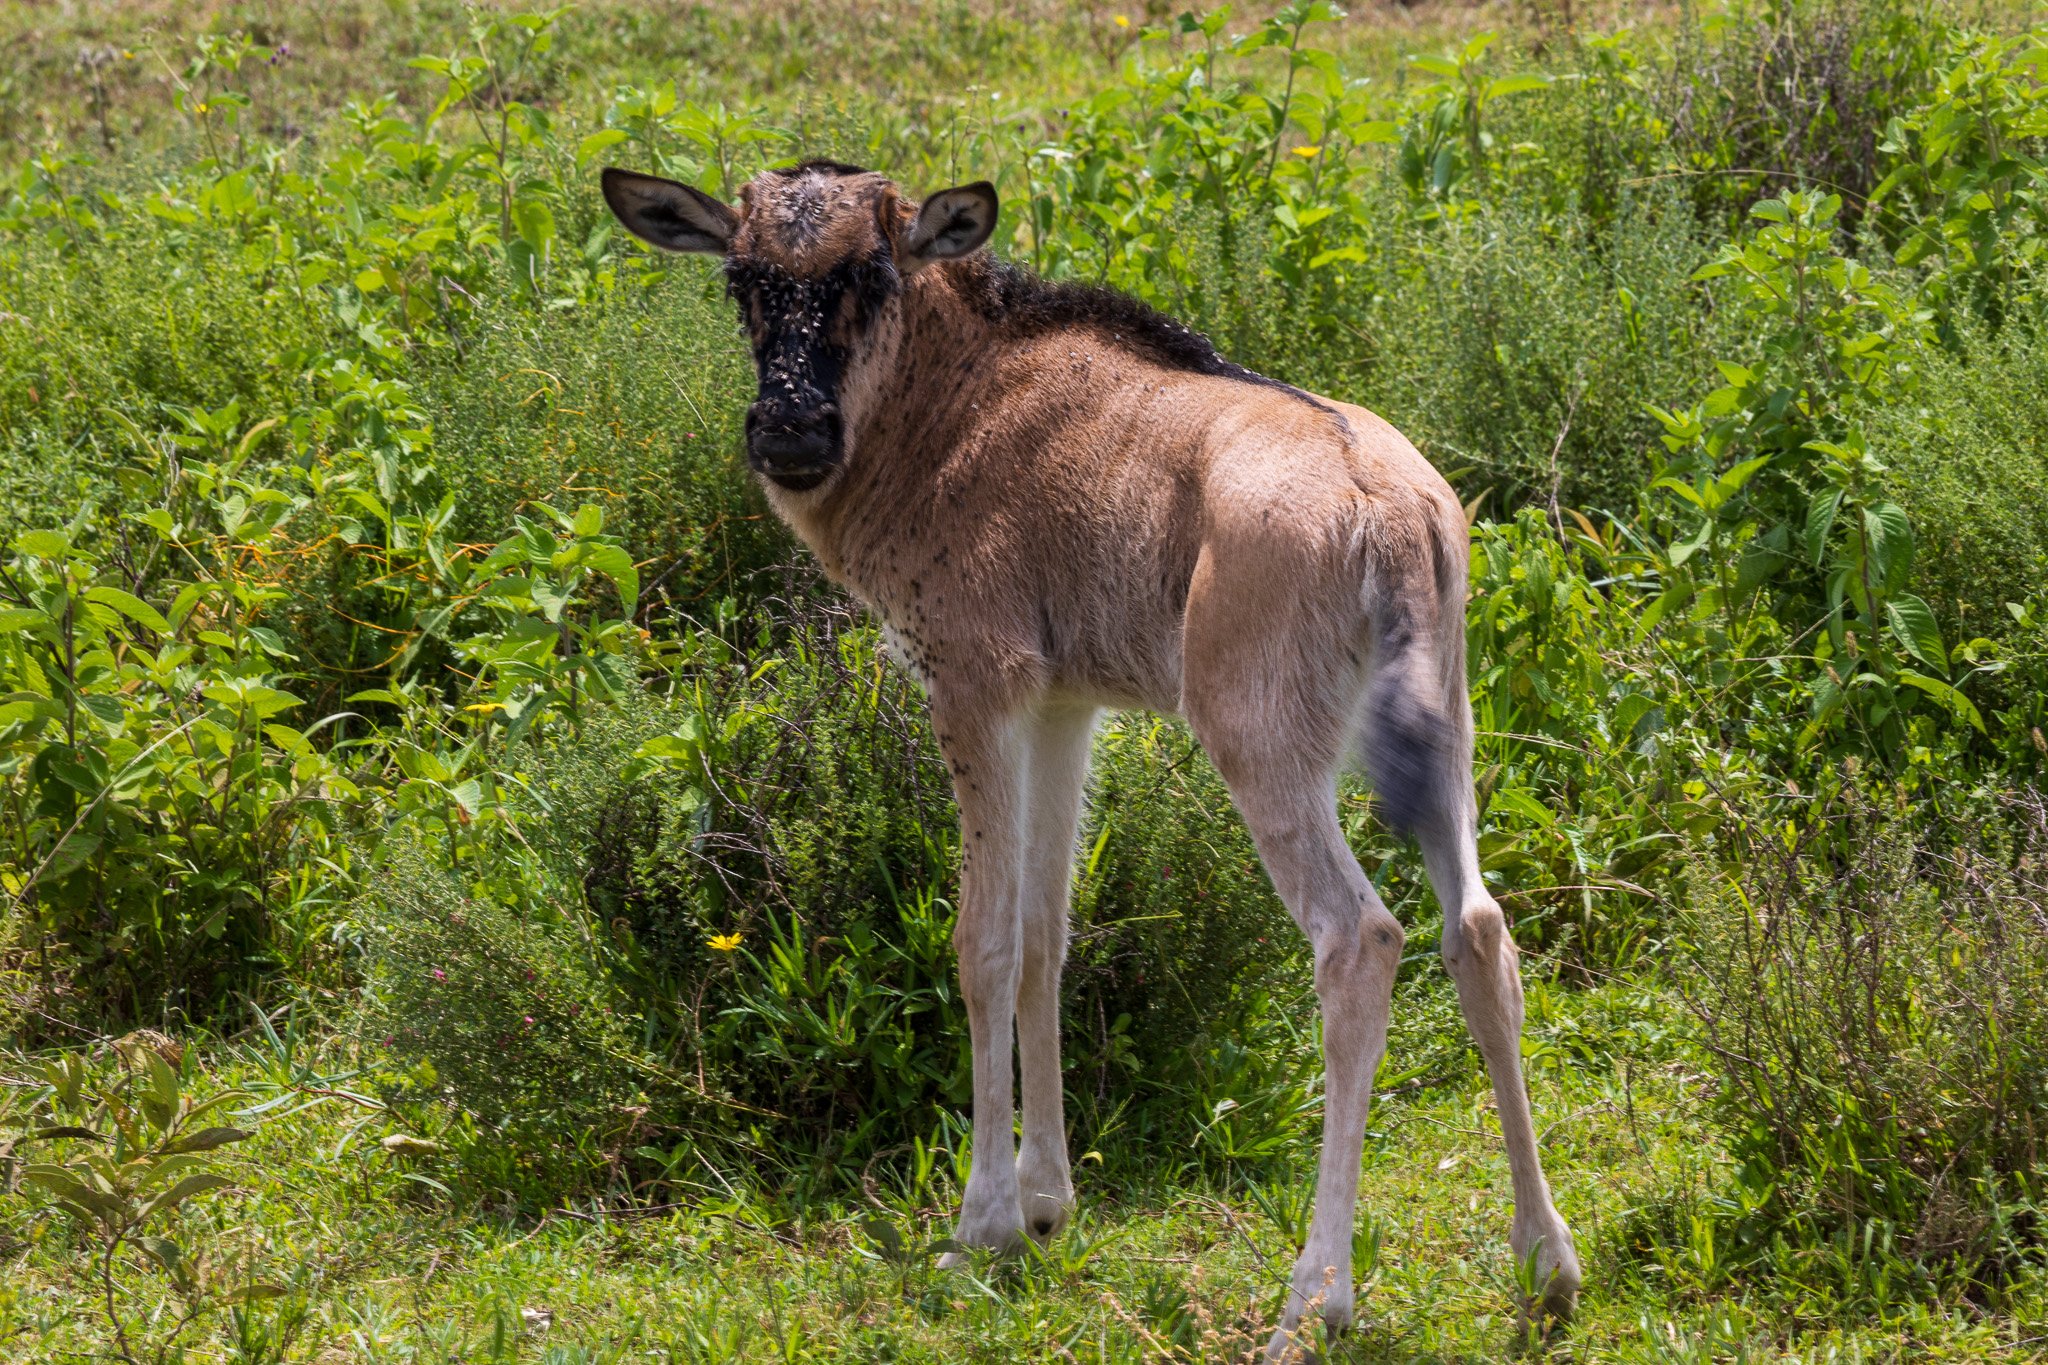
[953,255,1340,421]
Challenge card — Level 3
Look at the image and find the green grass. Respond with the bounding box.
[6,978,2044,1361]
[0,0,1488,167]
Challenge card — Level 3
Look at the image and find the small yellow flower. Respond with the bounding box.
[1292,145,1320,158]
[708,933,742,952]
[195,102,209,114]
[1113,14,1130,27]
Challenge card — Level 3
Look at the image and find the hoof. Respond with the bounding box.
[1020,1191,1073,1245]
[1266,1256,1351,1363]
[1015,1146,1074,1245]
[1512,1218,1582,1327]
[1264,1320,1337,1364]
[943,1185,1027,1266]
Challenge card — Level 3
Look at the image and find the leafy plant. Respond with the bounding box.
[5,1037,281,1363]
[1682,786,2048,1300]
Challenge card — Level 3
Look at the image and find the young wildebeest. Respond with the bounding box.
[601,160,1579,1353]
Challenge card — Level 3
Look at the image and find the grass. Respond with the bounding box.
[0,978,1665,1360]
[0,0,1497,167]
[6,976,2044,1361]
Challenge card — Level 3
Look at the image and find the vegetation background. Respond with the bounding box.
[2,0,2047,1359]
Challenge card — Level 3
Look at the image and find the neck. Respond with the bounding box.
[761,261,1027,588]
[844,262,1009,476]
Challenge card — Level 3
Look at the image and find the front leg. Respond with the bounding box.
[932,703,1031,1259]
[1014,703,1097,1243]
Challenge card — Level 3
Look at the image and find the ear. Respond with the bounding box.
[601,167,738,254]
[904,181,999,268]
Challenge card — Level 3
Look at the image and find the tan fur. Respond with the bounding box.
[611,164,1580,1354]
[736,168,899,278]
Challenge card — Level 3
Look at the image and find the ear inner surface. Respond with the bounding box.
[908,182,999,263]
[601,167,738,254]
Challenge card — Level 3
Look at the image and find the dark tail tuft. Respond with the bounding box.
[1360,613,1451,836]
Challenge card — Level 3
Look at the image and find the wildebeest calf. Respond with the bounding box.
[601,160,1579,1356]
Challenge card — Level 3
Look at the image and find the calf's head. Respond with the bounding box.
[600,161,998,491]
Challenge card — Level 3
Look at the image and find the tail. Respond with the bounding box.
[1360,602,1454,837]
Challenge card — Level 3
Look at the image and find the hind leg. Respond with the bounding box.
[1194,728,1402,1359]
[1183,535,1404,1358]
[1414,710,1579,1321]
[1183,643,1400,1351]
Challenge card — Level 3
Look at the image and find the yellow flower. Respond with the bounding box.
[1113,14,1130,27]
[195,102,209,114]
[1292,145,1320,158]
[708,933,742,952]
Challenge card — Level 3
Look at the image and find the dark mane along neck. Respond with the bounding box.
[941,253,1336,417]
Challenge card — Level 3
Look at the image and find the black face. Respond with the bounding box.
[726,251,900,492]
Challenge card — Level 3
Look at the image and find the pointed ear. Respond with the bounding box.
[904,181,998,268]
[601,167,738,254]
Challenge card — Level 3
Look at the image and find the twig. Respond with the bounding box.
[1544,374,1587,543]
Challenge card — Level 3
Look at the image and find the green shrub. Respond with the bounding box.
[1366,187,1725,512]
[415,606,1340,1186]
[1062,715,1303,1143]
[568,605,969,1165]
[359,838,646,1144]
[1683,785,2048,1292]
[1661,0,1949,231]
[1867,325,2048,638]
[411,241,785,600]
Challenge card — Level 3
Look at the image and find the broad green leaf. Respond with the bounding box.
[130,509,177,538]
[576,129,629,165]
[1897,670,1984,732]
[512,196,557,253]
[1484,74,1551,99]
[22,1166,124,1220]
[42,833,102,882]
[84,587,170,635]
[580,544,639,611]
[1862,502,1914,590]
[135,1172,233,1222]
[1885,593,1948,676]
[141,1236,182,1272]
[1805,486,1844,565]
[142,1051,180,1131]
[222,1283,290,1305]
[1707,454,1773,509]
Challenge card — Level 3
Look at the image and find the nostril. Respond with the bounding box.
[1033,1219,1054,1237]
